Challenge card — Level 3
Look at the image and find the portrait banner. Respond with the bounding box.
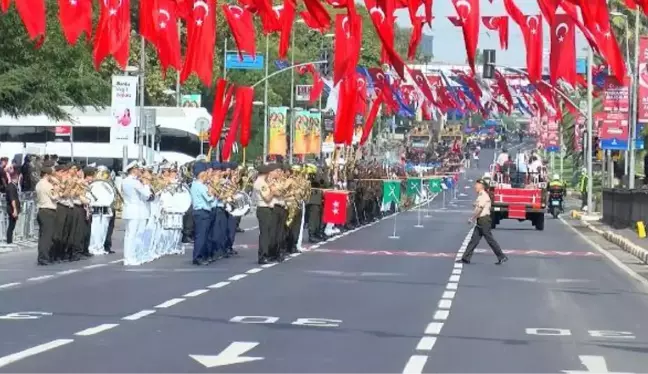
[638,36,648,122]
[110,75,138,145]
[268,107,288,156]
[293,110,310,155]
[307,111,322,155]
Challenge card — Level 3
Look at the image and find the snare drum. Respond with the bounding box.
[161,212,184,230]
[91,206,112,216]
[159,184,191,213]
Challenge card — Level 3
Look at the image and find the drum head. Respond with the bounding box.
[160,185,191,213]
[89,180,115,207]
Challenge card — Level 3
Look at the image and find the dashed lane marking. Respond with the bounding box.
[0,282,21,289]
[122,310,156,321]
[57,269,80,275]
[0,196,441,370]
[84,264,108,270]
[26,275,54,282]
[74,324,119,336]
[308,248,601,258]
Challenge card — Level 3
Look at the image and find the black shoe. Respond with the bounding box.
[236,228,245,233]
[104,249,115,254]
[495,256,509,265]
[37,261,49,266]
[456,258,470,264]
[258,258,269,265]
[192,260,208,266]
[207,256,216,263]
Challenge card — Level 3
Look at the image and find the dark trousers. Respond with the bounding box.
[273,206,287,257]
[182,209,194,241]
[192,209,211,262]
[225,212,236,250]
[581,191,589,209]
[462,216,505,261]
[256,207,275,260]
[6,215,17,244]
[286,208,302,252]
[104,214,115,251]
[83,215,92,255]
[209,208,227,257]
[307,204,321,238]
[236,216,242,230]
[37,208,56,263]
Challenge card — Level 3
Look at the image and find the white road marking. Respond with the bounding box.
[57,269,80,275]
[441,290,456,299]
[184,289,209,297]
[246,268,263,274]
[228,274,247,281]
[559,217,648,289]
[0,282,21,289]
[433,310,450,320]
[449,275,461,282]
[27,275,54,282]
[454,263,463,269]
[155,298,185,308]
[84,264,107,269]
[446,282,458,290]
[122,310,156,321]
[208,282,230,289]
[451,269,462,275]
[110,259,124,264]
[415,336,437,351]
[424,322,443,335]
[0,339,74,369]
[74,323,119,336]
[438,299,452,309]
[403,355,428,374]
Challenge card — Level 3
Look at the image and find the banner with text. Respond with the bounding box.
[602,77,630,113]
[544,117,559,152]
[600,112,629,150]
[268,107,288,156]
[638,37,648,122]
[110,75,138,145]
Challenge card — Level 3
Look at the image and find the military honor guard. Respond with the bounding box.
[34,161,57,265]
[121,161,154,266]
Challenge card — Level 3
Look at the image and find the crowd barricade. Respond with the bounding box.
[0,192,38,243]
[601,188,648,230]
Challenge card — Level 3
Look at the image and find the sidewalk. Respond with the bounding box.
[577,218,648,265]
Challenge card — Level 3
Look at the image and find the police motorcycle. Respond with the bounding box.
[547,174,565,219]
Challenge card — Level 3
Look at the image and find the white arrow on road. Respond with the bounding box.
[563,355,634,374]
[190,342,264,368]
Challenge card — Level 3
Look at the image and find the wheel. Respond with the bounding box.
[551,210,559,219]
[535,213,545,231]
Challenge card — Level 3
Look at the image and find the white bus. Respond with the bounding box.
[0,106,212,170]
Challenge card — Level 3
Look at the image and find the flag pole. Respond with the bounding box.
[424,183,432,218]
[389,203,399,239]
[415,178,423,228]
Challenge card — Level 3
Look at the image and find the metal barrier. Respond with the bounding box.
[601,188,648,230]
[0,192,38,243]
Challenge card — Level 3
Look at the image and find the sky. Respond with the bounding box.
[394,0,588,68]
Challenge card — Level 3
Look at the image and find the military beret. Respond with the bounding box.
[83,166,97,176]
[193,162,208,176]
[55,164,69,171]
[256,164,271,174]
[229,162,239,169]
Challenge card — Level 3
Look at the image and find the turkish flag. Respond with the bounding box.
[154,0,182,76]
[503,0,542,82]
[482,16,508,50]
[322,191,349,225]
[408,16,425,61]
[180,0,216,87]
[302,0,331,32]
[550,14,576,87]
[93,0,131,70]
[209,79,236,148]
[15,0,46,44]
[58,0,92,45]
[223,4,257,59]
[334,13,362,84]
[278,0,296,59]
[451,0,480,75]
[367,3,405,79]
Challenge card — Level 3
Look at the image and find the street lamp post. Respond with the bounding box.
[138,36,146,163]
[586,47,594,212]
[629,9,641,189]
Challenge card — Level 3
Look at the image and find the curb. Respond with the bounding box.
[580,220,648,265]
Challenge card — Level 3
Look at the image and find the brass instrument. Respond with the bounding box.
[209,176,238,202]
[68,179,98,202]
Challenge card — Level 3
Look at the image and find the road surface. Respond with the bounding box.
[1,148,647,373]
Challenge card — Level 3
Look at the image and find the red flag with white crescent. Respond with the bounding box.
[181,0,217,86]
[93,0,131,70]
[451,0,480,75]
[223,4,257,59]
[481,16,508,50]
[550,14,576,87]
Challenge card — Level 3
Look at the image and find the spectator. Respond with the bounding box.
[0,157,9,193]
[5,171,21,244]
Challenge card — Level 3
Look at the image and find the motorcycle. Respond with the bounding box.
[548,191,563,218]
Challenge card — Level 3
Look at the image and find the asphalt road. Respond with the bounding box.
[1,148,648,373]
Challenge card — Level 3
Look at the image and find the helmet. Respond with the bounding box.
[552,174,560,181]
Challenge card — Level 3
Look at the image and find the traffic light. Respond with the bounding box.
[319,48,332,77]
[482,49,496,79]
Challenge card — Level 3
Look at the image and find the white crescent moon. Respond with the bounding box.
[103,0,122,8]
[487,17,497,28]
[272,5,282,19]
[555,22,568,37]
[357,77,366,87]
[229,4,244,17]
[526,15,538,29]
[369,6,386,23]
[376,72,385,81]
[159,9,170,21]
[193,0,209,15]
[342,16,350,35]
[455,0,472,15]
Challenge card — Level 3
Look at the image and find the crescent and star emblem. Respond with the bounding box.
[228,5,244,18]
[341,16,351,37]
[158,9,171,28]
[104,0,122,16]
[455,0,471,21]
[272,6,282,19]
[555,23,568,42]
[487,17,498,29]
[526,16,539,34]
[193,0,210,26]
[369,7,385,24]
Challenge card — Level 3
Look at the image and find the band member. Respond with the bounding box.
[458,179,508,265]
[270,165,288,261]
[35,161,57,265]
[121,161,154,266]
[81,166,97,257]
[51,164,74,261]
[190,162,213,266]
[223,162,238,256]
[97,166,117,254]
[253,164,278,264]
[209,162,228,260]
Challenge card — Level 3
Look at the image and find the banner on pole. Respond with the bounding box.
[637,37,648,122]
[268,107,288,156]
[602,77,630,113]
[110,75,138,145]
[295,85,313,101]
[600,112,629,150]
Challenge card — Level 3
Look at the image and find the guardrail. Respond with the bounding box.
[0,192,38,244]
[601,188,648,230]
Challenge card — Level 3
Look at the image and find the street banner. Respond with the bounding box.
[55,126,71,137]
[574,115,584,152]
[637,36,648,122]
[322,191,349,225]
[268,107,288,156]
[406,178,422,197]
[544,116,559,152]
[600,111,629,150]
[181,94,202,107]
[307,111,322,155]
[381,180,401,211]
[295,85,313,101]
[602,76,630,113]
[292,109,310,155]
[429,178,442,193]
[110,75,138,145]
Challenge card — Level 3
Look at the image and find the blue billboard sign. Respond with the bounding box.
[225,53,264,70]
[636,123,645,150]
[576,58,587,74]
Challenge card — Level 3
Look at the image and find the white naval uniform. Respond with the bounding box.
[121,175,152,266]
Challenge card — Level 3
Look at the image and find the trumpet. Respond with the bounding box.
[69,179,98,201]
[210,177,238,201]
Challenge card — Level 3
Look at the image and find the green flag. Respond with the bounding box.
[429,178,442,193]
[406,178,422,197]
[382,180,401,211]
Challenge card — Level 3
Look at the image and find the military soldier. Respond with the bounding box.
[253,164,281,264]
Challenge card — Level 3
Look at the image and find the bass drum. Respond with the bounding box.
[88,180,116,207]
[159,184,192,213]
[229,191,252,217]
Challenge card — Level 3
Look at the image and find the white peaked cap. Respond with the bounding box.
[126,161,140,171]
